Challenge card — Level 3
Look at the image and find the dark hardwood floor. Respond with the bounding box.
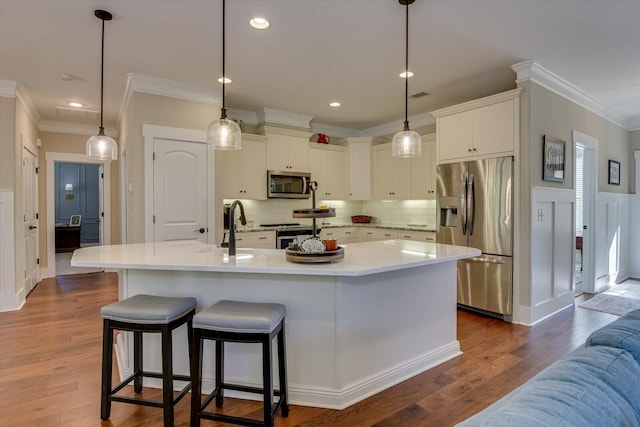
[0,273,618,426]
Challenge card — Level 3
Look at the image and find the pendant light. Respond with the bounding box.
[392,0,421,158]
[207,0,241,150]
[86,10,118,161]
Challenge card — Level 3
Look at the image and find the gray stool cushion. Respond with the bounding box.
[101,294,197,324]
[194,300,286,334]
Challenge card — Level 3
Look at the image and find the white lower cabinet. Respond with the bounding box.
[320,227,359,244]
[398,230,436,242]
[234,230,276,249]
[361,227,398,241]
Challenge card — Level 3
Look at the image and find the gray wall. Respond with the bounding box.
[54,162,100,244]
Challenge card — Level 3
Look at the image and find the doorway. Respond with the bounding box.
[45,152,111,278]
[54,161,103,276]
[575,146,584,295]
[572,130,597,295]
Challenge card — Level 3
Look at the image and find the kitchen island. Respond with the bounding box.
[72,239,479,409]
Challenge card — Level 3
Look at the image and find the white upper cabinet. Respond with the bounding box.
[432,89,522,164]
[347,138,372,200]
[263,126,312,172]
[222,135,267,200]
[372,144,411,199]
[310,144,347,200]
[410,134,436,199]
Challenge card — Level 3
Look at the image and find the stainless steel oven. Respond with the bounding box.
[274,226,319,249]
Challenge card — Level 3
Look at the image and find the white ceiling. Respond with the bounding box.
[1,0,639,135]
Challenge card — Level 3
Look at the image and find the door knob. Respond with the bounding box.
[195,228,205,233]
[29,225,37,230]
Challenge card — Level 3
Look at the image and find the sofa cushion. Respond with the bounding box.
[457,345,640,427]
[586,309,640,363]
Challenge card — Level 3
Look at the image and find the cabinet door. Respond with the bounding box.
[348,142,371,200]
[372,147,393,199]
[242,139,267,199]
[392,156,411,199]
[410,142,429,199]
[289,136,310,172]
[362,227,397,241]
[222,150,244,198]
[398,230,436,242]
[309,148,329,196]
[474,99,515,157]
[326,149,347,199]
[426,139,437,197]
[437,110,473,162]
[266,134,290,171]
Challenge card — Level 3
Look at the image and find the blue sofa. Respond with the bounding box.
[458,309,640,427]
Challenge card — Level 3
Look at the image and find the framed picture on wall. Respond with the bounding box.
[69,215,82,226]
[608,160,620,185]
[542,135,565,183]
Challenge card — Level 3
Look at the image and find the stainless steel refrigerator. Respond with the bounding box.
[436,156,513,321]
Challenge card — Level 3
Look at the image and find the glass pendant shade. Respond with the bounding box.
[207,115,242,150]
[87,133,118,161]
[392,129,421,158]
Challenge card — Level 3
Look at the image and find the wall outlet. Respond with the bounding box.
[537,209,544,221]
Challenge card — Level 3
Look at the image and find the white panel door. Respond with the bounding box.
[22,147,39,293]
[153,139,207,242]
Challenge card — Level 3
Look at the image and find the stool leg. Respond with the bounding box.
[133,331,143,393]
[100,320,113,420]
[161,325,174,427]
[190,329,202,427]
[262,335,274,427]
[277,322,289,417]
[215,340,224,408]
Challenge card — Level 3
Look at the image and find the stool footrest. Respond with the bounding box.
[219,382,284,396]
[110,371,192,409]
[200,411,268,427]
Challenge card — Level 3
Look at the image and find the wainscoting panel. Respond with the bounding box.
[596,192,630,290]
[0,189,21,312]
[525,187,575,325]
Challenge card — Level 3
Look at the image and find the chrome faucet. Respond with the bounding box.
[222,200,246,256]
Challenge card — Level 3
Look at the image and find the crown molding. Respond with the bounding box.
[39,120,118,138]
[15,84,42,125]
[511,60,631,130]
[431,88,523,118]
[128,73,220,105]
[362,111,436,137]
[1,80,17,98]
[226,108,258,126]
[259,108,314,129]
[310,122,361,138]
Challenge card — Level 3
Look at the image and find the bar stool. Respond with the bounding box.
[100,294,197,427]
[190,300,289,427]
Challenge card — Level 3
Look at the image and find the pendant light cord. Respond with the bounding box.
[220,0,227,119]
[99,16,105,135]
[403,1,410,131]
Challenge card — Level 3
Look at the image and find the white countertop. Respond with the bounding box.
[71,240,480,277]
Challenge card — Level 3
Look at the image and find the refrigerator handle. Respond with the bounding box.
[461,175,467,235]
[468,173,475,235]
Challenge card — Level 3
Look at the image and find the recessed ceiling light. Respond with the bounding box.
[69,102,83,108]
[218,77,232,84]
[399,71,414,78]
[249,17,270,30]
[329,102,341,107]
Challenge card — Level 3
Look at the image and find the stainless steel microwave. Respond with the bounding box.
[267,170,311,199]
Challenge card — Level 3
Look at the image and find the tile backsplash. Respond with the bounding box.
[224,198,436,230]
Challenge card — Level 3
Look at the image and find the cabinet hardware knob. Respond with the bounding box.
[195,228,205,233]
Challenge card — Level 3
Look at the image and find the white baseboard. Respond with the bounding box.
[117,341,461,410]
